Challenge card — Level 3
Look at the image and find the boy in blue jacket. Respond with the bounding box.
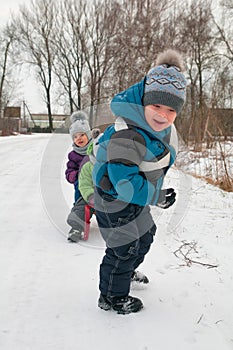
[93,49,187,314]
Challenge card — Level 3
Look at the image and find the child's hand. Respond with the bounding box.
[88,195,94,207]
[156,188,176,209]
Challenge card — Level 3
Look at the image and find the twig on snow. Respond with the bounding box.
[173,241,219,269]
[197,314,204,324]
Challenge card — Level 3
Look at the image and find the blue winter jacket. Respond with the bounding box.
[93,78,178,206]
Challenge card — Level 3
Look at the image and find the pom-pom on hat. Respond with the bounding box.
[69,111,91,140]
[143,49,187,114]
[87,128,102,164]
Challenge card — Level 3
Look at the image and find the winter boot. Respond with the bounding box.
[67,228,83,242]
[98,294,111,311]
[98,294,143,314]
[131,270,149,284]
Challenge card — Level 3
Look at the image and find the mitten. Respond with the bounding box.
[156,188,176,209]
[88,194,94,207]
[68,170,78,184]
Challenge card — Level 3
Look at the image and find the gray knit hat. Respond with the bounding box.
[69,111,91,140]
[143,49,187,114]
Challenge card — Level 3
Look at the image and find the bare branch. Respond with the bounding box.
[173,241,219,269]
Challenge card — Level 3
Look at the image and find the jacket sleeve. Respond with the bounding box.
[65,153,80,184]
[78,162,94,203]
[107,129,160,206]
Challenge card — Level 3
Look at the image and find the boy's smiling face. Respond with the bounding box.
[144,104,177,132]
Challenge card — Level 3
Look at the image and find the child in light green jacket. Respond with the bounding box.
[78,143,95,205]
[66,129,100,242]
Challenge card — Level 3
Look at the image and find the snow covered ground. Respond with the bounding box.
[175,139,233,186]
[0,133,233,350]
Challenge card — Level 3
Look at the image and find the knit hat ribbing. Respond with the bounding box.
[69,111,91,140]
[143,49,187,114]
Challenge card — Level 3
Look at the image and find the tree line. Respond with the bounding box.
[0,0,232,143]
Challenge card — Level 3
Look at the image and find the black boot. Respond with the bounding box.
[98,294,111,311]
[131,270,149,284]
[98,294,143,314]
[67,228,83,242]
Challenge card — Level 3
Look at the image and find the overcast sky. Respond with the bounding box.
[0,0,32,26]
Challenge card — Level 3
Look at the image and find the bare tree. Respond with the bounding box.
[51,0,87,114]
[103,0,182,97]
[3,0,231,141]
[211,0,233,111]
[77,0,120,125]
[0,25,15,116]
[177,0,217,146]
[214,0,233,62]
[12,0,58,132]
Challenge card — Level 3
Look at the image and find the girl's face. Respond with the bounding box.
[73,132,89,147]
[144,104,177,132]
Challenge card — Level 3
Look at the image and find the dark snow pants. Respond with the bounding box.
[94,188,156,297]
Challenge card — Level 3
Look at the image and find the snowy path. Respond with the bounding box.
[0,134,232,350]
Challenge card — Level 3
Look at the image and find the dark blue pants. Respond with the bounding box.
[74,180,81,203]
[95,189,156,297]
